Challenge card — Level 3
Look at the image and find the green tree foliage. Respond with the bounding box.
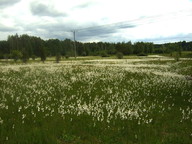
[61,39,74,56]
[134,42,144,54]
[100,51,109,57]
[8,34,19,51]
[20,34,33,57]
[145,42,154,53]
[46,39,61,56]
[107,44,116,54]
[0,41,9,58]
[76,42,84,56]
[21,49,29,63]
[11,50,22,62]
[0,34,192,60]
[39,47,46,62]
[116,41,133,55]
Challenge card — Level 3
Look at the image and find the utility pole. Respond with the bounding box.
[72,30,77,59]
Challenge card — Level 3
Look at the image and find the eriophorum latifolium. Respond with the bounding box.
[0,58,192,144]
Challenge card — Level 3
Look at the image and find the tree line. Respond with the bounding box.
[0,34,192,61]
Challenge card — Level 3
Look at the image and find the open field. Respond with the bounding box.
[0,56,192,144]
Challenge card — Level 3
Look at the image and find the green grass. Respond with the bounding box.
[160,51,192,58]
[179,51,192,58]
[0,58,192,144]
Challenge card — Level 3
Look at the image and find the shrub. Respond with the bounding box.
[100,51,109,57]
[21,50,29,63]
[116,52,123,59]
[137,53,148,56]
[174,53,180,61]
[31,55,36,60]
[65,55,69,59]
[56,53,61,63]
[82,51,87,56]
[3,54,10,60]
[11,50,22,62]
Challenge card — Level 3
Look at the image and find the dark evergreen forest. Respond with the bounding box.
[0,34,192,60]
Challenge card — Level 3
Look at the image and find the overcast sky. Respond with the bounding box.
[0,0,192,43]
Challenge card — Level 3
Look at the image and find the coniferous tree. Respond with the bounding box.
[39,47,46,63]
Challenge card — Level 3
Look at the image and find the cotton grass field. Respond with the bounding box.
[0,56,192,144]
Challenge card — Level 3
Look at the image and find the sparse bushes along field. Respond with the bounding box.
[0,58,192,144]
[116,52,123,59]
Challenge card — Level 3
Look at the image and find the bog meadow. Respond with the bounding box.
[0,35,192,144]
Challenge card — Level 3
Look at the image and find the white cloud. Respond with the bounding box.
[0,0,192,43]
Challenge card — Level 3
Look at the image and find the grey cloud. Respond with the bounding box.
[137,33,192,44]
[73,1,96,9]
[20,18,192,43]
[76,22,136,41]
[30,2,67,17]
[37,22,74,32]
[21,22,74,40]
[114,23,136,29]
[77,27,116,40]
[0,0,21,8]
[39,21,135,41]
[0,24,17,32]
[21,19,136,42]
[45,32,72,40]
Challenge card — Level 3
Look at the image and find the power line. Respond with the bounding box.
[75,9,192,32]
[68,8,192,44]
